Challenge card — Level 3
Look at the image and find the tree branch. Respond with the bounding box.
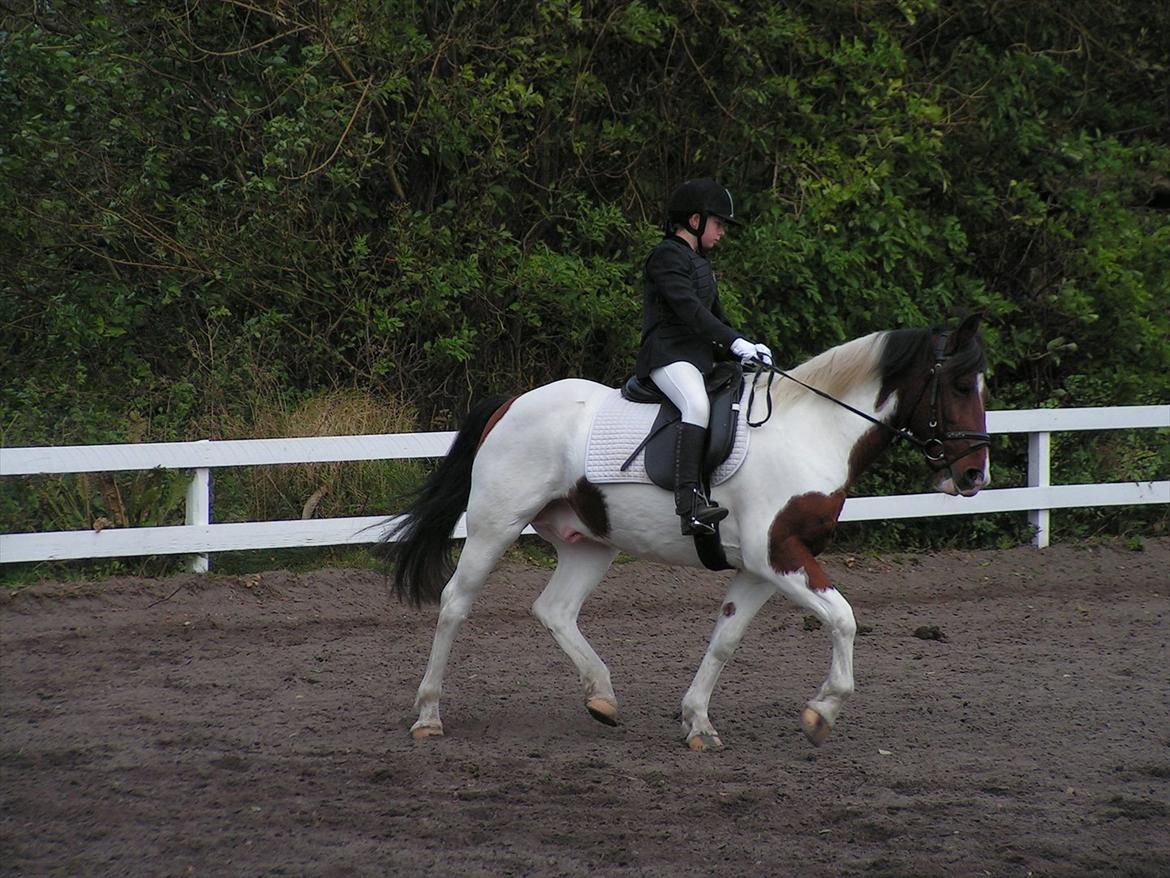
[283,75,374,180]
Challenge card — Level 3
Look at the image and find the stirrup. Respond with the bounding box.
[679,490,728,536]
[681,514,717,537]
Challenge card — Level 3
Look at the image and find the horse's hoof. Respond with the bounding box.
[585,697,619,727]
[800,706,831,747]
[687,733,724,751]
[410,723,444,740]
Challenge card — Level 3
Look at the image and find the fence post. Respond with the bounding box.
[1027,430,1051,548]
[186,440,211,572]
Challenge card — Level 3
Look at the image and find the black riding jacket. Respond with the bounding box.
[635,235,741,380]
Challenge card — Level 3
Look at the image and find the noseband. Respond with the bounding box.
[748,331,991,470]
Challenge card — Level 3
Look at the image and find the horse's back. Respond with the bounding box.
[507,378,613,420]
[474,377,614,488]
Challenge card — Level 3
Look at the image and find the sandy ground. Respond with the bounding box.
[2,538,1168,877]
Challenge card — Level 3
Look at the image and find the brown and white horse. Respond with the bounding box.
[379,314,990,749]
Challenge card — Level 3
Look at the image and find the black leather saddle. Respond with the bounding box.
[619,361,745,491]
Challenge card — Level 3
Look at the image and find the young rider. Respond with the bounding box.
[635,178,773,537]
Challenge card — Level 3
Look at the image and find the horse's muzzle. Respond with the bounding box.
[934,464,990,497]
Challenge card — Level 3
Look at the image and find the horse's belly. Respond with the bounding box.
[597,484,736,569]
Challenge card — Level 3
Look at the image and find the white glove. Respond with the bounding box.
[730,337,757,363]
[730,337,770,365]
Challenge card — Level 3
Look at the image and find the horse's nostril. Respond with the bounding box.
[964,468,984,487]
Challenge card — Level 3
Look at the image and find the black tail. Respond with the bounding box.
[374,394,514,607]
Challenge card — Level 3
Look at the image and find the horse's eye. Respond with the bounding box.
[954,380,974,395]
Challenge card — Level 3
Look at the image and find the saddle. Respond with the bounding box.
[619,361,745,491]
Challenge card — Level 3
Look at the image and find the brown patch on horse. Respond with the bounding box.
[477,396,517,449]
[768,491,846,591]
[565,477,610,539]
[848,424,895,487]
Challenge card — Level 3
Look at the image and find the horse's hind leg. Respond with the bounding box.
[531,539,620,725]
[411,524,522,739]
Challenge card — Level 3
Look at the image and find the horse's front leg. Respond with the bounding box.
[680,571,776,750]
[768,549,857,747]
[796,584,856,746]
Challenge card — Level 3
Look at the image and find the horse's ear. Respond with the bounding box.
[946,312,983,354]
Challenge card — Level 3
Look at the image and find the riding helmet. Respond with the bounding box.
[666,178,743,227]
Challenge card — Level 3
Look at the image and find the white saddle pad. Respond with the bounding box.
[584,389,750,486]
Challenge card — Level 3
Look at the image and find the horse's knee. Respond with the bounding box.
[710,637,739,665]
[833,606,857,639]
[819,590,856,638]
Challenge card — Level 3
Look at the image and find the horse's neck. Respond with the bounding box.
[788,374,894,438]
[833,384,902,483]
[761,335,900,488]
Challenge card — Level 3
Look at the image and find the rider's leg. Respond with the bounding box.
[650,362,728,536]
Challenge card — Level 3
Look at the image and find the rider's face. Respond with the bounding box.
[700,215,726,250]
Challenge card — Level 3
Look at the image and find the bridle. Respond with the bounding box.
[746,330,991,472]
[899,331,992,470]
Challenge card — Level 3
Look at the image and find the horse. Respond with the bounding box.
[378,313,990,750]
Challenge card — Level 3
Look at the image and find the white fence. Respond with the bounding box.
[1,405,1167,571]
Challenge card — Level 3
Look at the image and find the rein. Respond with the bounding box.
[744,334,991,469]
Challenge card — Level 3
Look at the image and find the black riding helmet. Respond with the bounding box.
[666,178,743,252]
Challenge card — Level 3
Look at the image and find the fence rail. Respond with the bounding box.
[2,405,1167,570]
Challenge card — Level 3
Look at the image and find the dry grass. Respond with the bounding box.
[205,388,427,523]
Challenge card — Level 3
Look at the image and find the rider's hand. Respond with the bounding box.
[731,337,770,366]
[730,337,757,364]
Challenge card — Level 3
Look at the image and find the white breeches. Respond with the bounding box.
[651,362,710,427]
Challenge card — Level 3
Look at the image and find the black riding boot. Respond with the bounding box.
[673,422,728,536]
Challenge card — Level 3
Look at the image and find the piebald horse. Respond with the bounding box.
[380,314,989,749]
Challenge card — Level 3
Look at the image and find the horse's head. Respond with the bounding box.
[773,314,991,497]
[904,314,991,496]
